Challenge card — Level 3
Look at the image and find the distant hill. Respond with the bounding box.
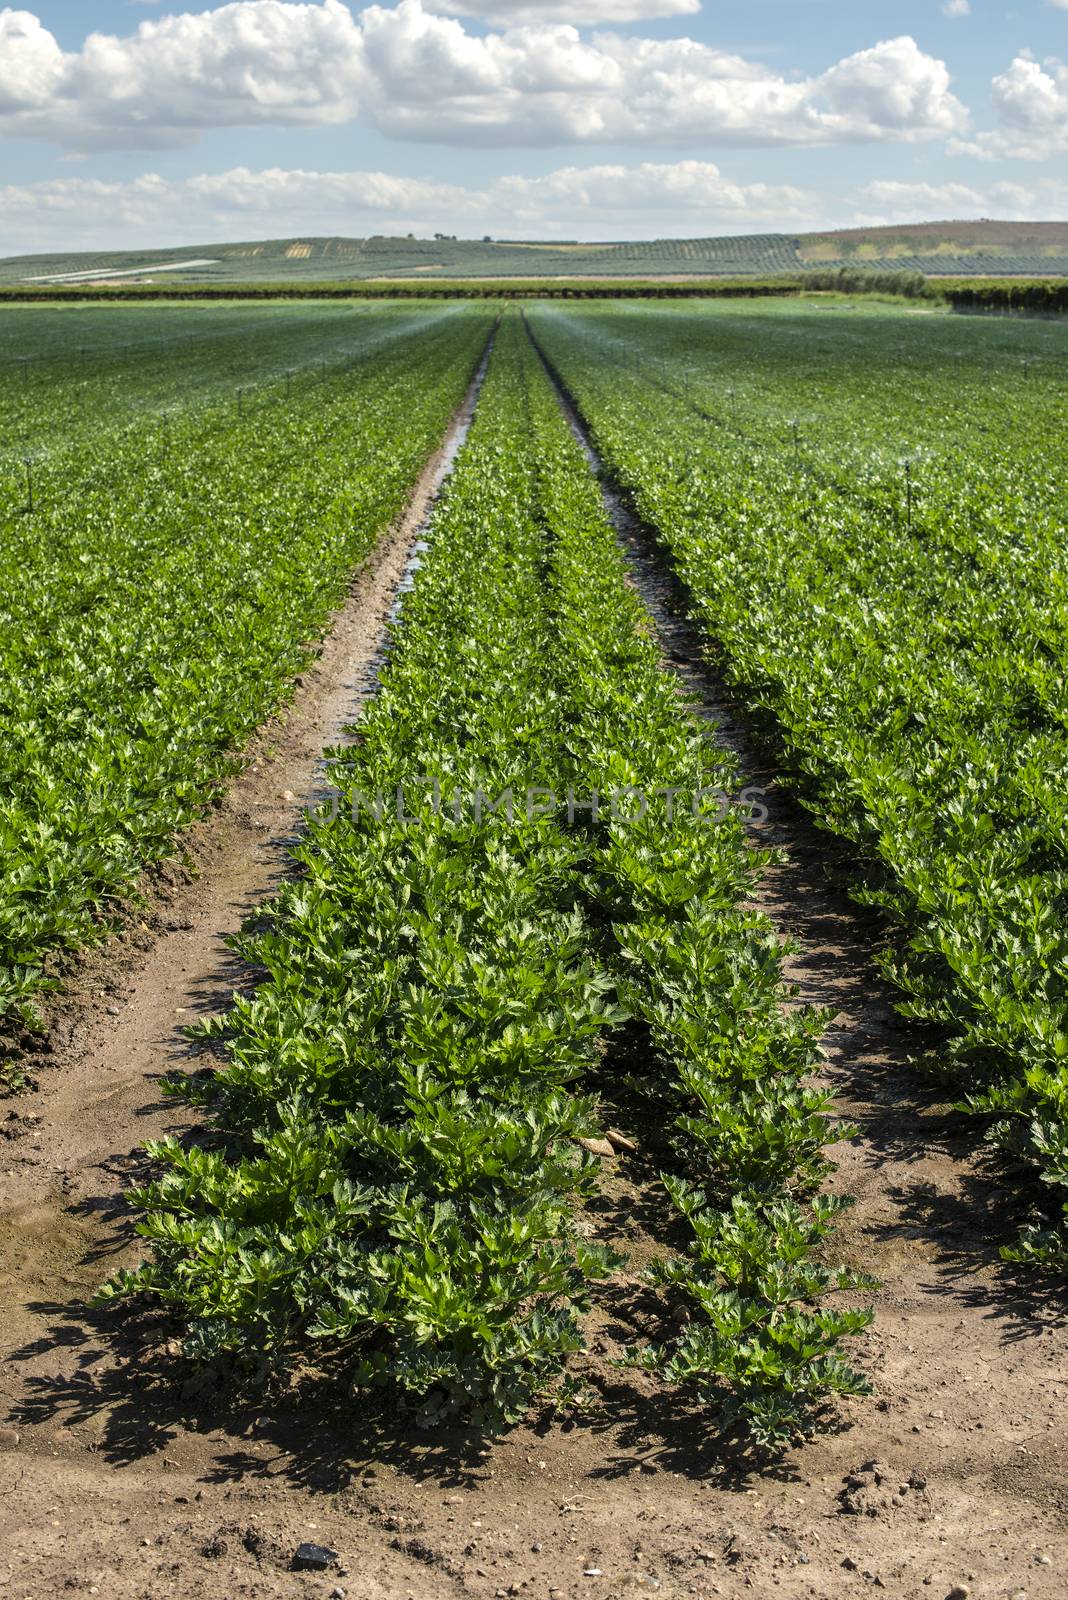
[799,219,1068,267]
[3,220,1067,286]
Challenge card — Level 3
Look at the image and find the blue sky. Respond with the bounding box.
[1,0,1066,252]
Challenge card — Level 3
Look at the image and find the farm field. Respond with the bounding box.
[0,302,493,1040]
[528,299,1068,1270]
[1,299,1067,1599]
[5,219,1068,285]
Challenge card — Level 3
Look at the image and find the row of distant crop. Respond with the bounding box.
[4,232,1068,288]
[176,242,1068,282]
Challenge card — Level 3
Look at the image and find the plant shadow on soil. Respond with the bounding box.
[6,993,840,1489]
[8,1284,813,1495]
[6,1017,812,1493]
[5,909,1063,1514]
[10,863,1061,1507]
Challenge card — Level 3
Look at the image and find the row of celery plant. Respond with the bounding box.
[1,301,461,458]
[529,300,1068,1271]
[102,314,625,1427]
[518,320,874,1445]
[105,313,873,1443]
[0,305,491,1032]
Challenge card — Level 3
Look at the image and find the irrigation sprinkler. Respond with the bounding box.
[790,418,800,462]
[727,386,736,427]
[905,458,913,534]
[23,453,34,514]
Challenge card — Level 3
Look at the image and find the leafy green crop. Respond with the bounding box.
[530,296,1068,1271]
[103,312,872,1441]
[0,303,491,1033]
[515,322,873,1442]
[102,316,625,1425]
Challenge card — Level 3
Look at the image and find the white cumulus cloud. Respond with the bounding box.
[993,53,1068,133]
[815,34,965,138]
[0,0,366,146]
[857,175,1068,222]
[360,14,968,148]
[0,9,65,111]
[950,52,1068,158]
[424,0,701,24]
[0,2,968,152]
[0,156,814,253]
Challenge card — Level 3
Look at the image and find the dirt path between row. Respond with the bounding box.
[2,331,1066,1600]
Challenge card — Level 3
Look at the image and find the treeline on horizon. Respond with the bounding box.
[1,268,1066,313]
[0,278,800,302]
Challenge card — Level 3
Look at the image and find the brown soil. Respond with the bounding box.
[2,346,1068,1600]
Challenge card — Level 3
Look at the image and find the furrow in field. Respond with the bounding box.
[95,313,626,1429]
[520,313,874,1444]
